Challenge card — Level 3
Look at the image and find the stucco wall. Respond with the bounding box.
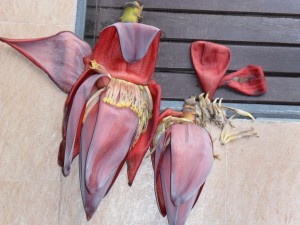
[0,1,300,225]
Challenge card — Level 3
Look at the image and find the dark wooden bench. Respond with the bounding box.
[84,0,300,108]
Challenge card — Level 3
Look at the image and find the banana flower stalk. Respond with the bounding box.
[0,1,162,220]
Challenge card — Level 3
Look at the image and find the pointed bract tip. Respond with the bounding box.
[128,180,133,187]
[86,214,92,221]
[85,207,97,221]
[62,167,70,177]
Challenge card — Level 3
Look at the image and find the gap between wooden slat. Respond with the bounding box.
[155,69,300,78]
[85,36,300,48]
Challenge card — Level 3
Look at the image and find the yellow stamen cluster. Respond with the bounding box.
[103,78,153,145]
[90,60,101,71]
[89,60,111,77]
[87,60,153,146]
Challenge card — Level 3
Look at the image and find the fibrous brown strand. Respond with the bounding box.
[149,93,258,158]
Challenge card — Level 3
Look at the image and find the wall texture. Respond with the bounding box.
[0,1,300,225]
[0,1,76,224]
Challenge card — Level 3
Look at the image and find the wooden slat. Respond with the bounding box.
[84,6,300,106]
[154,72,300,104]
[84,39,300,74]
[85,37,95,49]
[157,42,300,74]
[84,11,98,39]
[85,8,300,44]
[87,0,300,15]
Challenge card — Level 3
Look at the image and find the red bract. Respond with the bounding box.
[93,22,160,85]
[152,109,214,225]
[219,65,268,96]
[127,80,161,185]
[191,41,267,99]
[191,41,230,98]
[0,32,91,93]
[0,22,161,220]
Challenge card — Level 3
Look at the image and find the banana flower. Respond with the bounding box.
[150,95,257,225]
[0,1,162,220]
